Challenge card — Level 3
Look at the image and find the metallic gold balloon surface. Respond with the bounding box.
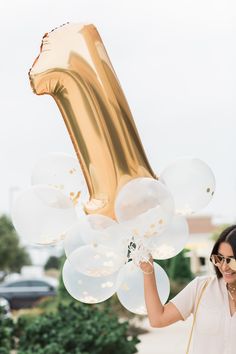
[29,23,155,218]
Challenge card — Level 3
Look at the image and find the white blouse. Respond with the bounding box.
[170,275,236,354]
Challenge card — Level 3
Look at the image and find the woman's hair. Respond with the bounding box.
[210,225,236,278]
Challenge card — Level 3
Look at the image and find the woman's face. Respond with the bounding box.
[217,242,236,284]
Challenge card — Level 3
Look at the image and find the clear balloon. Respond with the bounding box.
[31,152,88,206]
[115,178,174,239]
[63,221,86,258]
[79,214,127,249]
[63,258,117,304]
[68,244,126,277]
[149,215,189,259]
[85,214,116,230]
[160,158,215,214]
[12,185,77,245]
[116,262,170,315]
[125,205,173,243]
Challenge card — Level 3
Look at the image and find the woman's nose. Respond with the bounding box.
[221,260,230,271]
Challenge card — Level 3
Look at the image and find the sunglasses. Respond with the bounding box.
[210,254,236,271]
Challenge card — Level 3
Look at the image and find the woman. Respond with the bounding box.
[140,225,236,353]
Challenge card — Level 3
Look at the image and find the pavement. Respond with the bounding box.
[136,317,192,354]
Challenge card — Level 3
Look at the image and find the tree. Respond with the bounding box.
[211,224,229,242]
[44,256,61,271]
[157,249,193,298]
[158,249,193,282]
[0,215,31,277]
[168,249,193,281]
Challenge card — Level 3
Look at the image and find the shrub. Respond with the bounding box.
[44,256,61,271]
[157,249,194,298]
[0,307,15,354]
[16,302,139,354]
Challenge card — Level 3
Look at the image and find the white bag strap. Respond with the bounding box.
[186,278,210,354]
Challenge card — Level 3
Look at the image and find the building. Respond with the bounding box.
[186,215,219,275]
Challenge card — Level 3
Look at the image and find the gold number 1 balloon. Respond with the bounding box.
[29,23,155,218]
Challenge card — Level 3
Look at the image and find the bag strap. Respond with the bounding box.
[185,278,210,354]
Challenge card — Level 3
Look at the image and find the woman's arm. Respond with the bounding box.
[141,259,184,328]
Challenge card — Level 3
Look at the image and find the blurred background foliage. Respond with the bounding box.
[211,224,230,242]
[157,248,194,299]
[0,301,140,354]
[0,216,31,280]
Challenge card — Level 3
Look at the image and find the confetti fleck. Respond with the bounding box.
[72,191,81,205]
[101,281,114,288]
[121,282,130,292]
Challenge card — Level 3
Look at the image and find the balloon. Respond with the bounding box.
[68,244,126,277]
[63,258,117,304]
[116,262,170,315]
[29,23,155,218]
[79,214,126,249]
[126,205,174,243]
[64,215,126,257]
[85,214,117,230]
[160,157,215,214]
[31,152,88,205]
[63,221,86,258]
[12,185,77,245]
[115,178,174,239]
[115,178,174,222]
[149,215,189,259]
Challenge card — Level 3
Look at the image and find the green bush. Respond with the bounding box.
[0,307,15,354]
[157,249,194,298]
[16,302,139,354]
[44,255,61,271]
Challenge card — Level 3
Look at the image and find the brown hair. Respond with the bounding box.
[210,225,236,278]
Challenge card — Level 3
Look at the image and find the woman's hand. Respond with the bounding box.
[139,255,154,275]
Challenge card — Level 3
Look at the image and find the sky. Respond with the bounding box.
[0,0,236,222]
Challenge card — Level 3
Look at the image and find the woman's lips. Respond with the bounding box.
[223,272,236,277]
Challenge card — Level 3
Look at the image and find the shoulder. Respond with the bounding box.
[171,275,216,303]
[180,274,216,295]
[192,275,220,299]
[169,276,207,320]
[196,274,218,286]
[193,274,216,285]
[194,274,217,287]
[184,275,209,288]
